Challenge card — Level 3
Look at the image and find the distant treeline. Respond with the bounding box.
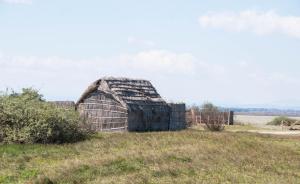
[231,108,300,117]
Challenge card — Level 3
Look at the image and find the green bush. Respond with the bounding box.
[0,88,86,144]
[267,116,297,126]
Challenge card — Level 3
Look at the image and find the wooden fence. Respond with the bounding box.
[186,108,234,126]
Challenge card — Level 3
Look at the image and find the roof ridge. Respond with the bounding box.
[101,76,150,82]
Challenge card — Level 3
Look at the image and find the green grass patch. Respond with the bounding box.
[1,130,300,183]
[166,155,192,163]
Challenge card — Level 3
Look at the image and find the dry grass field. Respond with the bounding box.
[1,127,300,184]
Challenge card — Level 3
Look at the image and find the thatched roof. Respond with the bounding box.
[76,77,167,108]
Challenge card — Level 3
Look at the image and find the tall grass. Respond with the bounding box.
[0,128,299,183]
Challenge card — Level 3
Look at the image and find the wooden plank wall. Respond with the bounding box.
[169,103,186,130]
[127,104,170,131]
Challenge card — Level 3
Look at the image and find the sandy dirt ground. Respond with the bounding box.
[247,130,300,136]
[234,115,300,136]
[235,115,300,125]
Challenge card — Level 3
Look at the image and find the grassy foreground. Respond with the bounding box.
[1,127,300,184]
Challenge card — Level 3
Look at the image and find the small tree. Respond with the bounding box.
[201,103,225,131]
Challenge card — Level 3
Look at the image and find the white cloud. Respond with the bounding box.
[1,0,32,4]
[238,61,249,68]
[0,50,198,100]
[1,51,300,106]
[120,50,196,74]
[199,10,300,38]
[0,50,196,75]
[127,36,156,47]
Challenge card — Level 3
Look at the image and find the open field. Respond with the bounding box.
[1,127,300,184]
[235,115,300,125]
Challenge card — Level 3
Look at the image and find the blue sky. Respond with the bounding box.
[1,0,300,108]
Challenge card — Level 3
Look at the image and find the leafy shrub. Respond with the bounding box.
[267,116,297,126]
[0,88,87,144]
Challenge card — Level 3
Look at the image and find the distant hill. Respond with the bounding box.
[229,107,300,117]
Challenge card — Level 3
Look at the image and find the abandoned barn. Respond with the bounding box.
[76,77,186,132]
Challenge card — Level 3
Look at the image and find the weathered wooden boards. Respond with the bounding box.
[50,101,75,109]
[169,103,186,130]
[186,109,234,125]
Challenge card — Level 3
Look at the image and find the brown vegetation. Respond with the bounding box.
[187,103,227,131]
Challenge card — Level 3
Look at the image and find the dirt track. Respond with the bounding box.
[247,130,300,136]
[234,115,300,136]
[235,115,300,125]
